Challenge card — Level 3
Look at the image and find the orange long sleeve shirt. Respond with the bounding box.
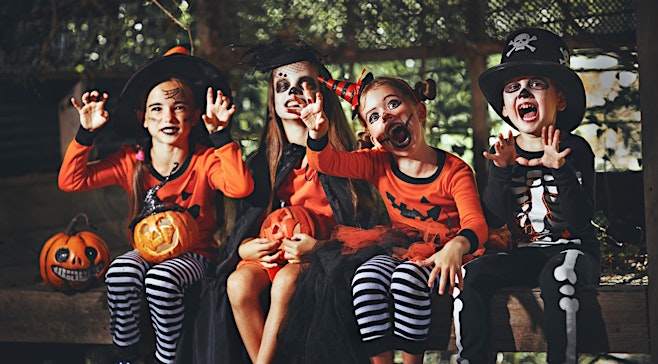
[58,128,254,259]
[307,135,487,254]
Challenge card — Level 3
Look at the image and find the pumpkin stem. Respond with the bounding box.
[65,213,92,236]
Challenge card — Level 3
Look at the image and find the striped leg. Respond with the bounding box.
[352,255,400,342]
[105,250,151,347]
[145,252,208,364]
[390,262,433,342]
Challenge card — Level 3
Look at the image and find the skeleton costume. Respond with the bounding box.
[452,28,600,364]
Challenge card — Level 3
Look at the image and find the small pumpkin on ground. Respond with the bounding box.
[39,213,110,292]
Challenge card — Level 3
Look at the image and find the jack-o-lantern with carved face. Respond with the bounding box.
[129,174,199,264]
[259,206,320,266]
[260,205,319,242]
[39,213,110,292]
[133,209,199,264]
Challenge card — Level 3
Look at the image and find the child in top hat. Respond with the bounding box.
[294,72,488,363]
[452,28,599,363]
[58,53,254,364]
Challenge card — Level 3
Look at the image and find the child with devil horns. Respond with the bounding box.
[294,71,488,363]
[58,51,254,364]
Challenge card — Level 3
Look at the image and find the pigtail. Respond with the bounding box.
[129,138,151,226]
[413,79,437,102]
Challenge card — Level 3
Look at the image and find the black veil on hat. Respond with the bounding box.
[478,27,586,132]
[240,38,332,79]
[113,53,232,138]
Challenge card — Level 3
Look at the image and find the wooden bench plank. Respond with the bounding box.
[0,284,112,344]
[427,285,650,354]
[0,283,649,354]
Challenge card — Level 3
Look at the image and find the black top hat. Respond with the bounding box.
[478,27,586,132]
[113,53,232,138]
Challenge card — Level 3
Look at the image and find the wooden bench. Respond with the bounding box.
[426,284,650,354]
[0,283,649,355]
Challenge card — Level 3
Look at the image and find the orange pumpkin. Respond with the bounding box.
[39,213,110,292]
[133,209,199,264]
[260,206,318,242]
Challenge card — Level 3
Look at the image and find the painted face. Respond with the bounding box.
[142,80,199,143]
[359,84,425,153]
[501,76,566,136]
[272,61,320,120]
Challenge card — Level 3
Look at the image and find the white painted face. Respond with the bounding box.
[140,79,199,145]
[272,61,320,120]
[501,76,566,136]
[359,84,426,154]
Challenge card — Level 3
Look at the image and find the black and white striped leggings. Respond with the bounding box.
[105,250,208,364]
[352,254,435,356]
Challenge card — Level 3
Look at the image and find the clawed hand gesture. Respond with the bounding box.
[70,90,109,132]
[202,87,236,134]
[291,82,329,140]
[483,126,570,169]
[516,125,570,169]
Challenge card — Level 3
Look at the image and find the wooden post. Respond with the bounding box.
[465,51,490,192]
[636,0,657,358]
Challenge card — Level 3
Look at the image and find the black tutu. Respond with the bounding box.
[274,239,389,364]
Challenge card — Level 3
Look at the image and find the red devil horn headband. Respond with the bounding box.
[318,69,374,117]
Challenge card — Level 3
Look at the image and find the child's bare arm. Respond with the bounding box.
[70,90,109,132]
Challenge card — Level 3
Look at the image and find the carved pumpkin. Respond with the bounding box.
[133,209,199,264]
[129,171,199,264]
[39,213,110,292]
[260,206,318,242]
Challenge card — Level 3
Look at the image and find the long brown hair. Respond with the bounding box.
[261,63,372,221]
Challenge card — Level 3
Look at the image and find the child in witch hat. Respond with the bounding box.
[294,70,487,363]
[452,27,599,364]
[58,52,254,364]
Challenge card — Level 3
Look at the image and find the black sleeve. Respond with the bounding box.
[553,134,596,233]
[74,126,101,146]
[481,155,513,229]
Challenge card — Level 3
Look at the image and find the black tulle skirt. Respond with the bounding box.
[274,239,389,364]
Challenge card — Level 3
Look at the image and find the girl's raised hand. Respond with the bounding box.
[70,91,109,132]
[482,130,517,168]
[292,82,329,140]
[516,125,571,168]
[202,87,237,134]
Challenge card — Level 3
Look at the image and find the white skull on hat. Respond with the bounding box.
[506,33,538,57]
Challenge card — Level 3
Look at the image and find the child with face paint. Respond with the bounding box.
[297,74,488,364]
[214,40,386,364]
[452,28,600,364]
[58,53,254,364]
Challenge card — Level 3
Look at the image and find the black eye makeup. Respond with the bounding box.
[274,76,318,94]
[504,78,550,93]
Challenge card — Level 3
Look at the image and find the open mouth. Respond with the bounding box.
[518,103,538,121]
[285,99,301,109]
[160,126,180,135]
[380,115,412,149]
